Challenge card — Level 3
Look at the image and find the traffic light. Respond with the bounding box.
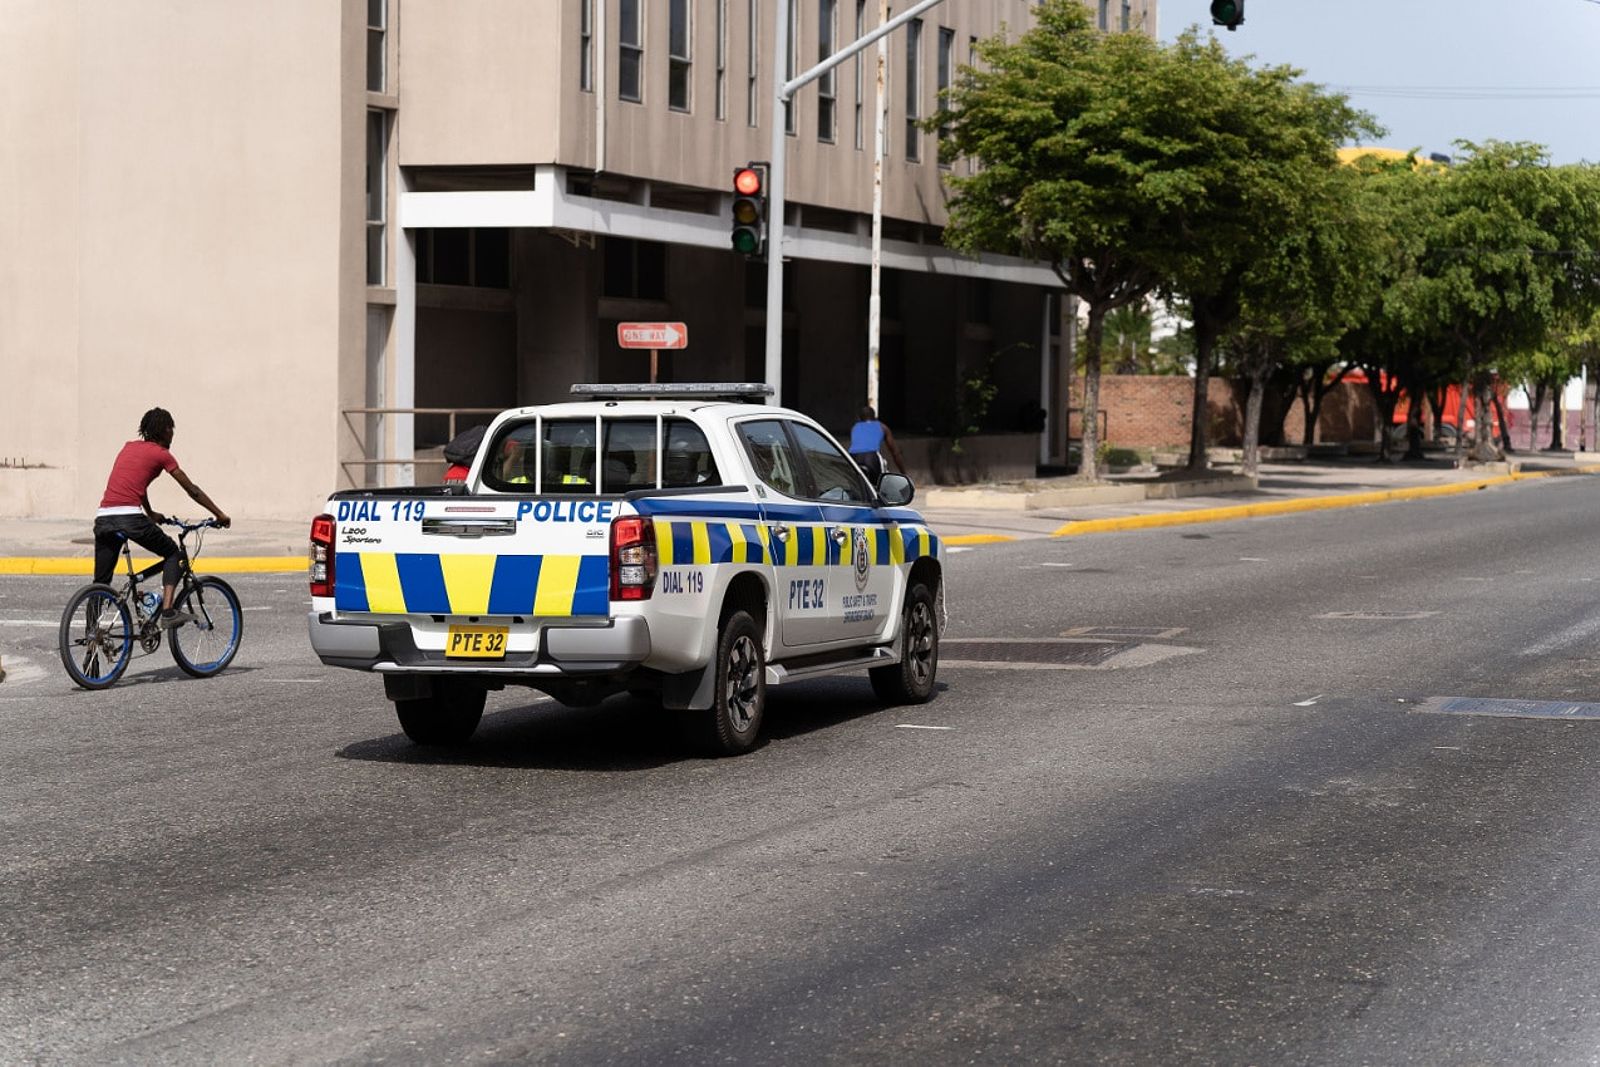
[731,164,768,258]
[1210,0,1243,30]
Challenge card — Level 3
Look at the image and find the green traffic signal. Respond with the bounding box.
[1210,0,1243,29]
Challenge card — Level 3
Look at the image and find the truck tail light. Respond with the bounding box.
[310,514,336,598]
[610,515,658,601]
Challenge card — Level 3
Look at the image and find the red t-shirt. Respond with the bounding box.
[99,440,179,509]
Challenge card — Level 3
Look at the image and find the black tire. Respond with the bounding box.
[394,678,487,746]
[169,576,243,678]
[692,610,766,756]
[58,583,133,690]
[870,580,939,705]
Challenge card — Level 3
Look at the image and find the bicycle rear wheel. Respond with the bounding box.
[170,576,243,678]
[59,584,133,690]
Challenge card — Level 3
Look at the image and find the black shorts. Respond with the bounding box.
[93,514,180,586]
[851,452,884,482]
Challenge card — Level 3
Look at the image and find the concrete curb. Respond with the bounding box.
[925,473,1256,512]
[0,557,308,576]
[1051,467,1600,538]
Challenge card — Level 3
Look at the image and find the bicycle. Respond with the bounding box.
[58,519,243,690]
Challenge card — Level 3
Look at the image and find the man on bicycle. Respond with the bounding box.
[93,407,231,628]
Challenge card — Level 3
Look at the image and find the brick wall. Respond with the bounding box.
[1068,375,1378,449]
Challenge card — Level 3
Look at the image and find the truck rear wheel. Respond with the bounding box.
[690,609,766,756]
[394,678,486,746]
[870,580,939,705]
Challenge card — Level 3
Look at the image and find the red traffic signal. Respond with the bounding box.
[731,163,768,257]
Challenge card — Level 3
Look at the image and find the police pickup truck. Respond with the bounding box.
[307,384,943,755]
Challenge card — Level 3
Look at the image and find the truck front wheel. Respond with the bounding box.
[870,580,939,705]
[394,678,486,746]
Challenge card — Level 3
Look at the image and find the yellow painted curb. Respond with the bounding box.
[0,556,307,576]
[1052,468,1591,538]
[943,533,1018,546]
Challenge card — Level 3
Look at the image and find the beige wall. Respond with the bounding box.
[398,1,1156,224]
[0,0,365,521]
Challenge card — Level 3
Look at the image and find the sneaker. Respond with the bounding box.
[157,608,196,629]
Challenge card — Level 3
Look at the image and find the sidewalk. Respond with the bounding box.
[3,451,1597,571]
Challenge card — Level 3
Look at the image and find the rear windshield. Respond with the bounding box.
[482,416,720,494]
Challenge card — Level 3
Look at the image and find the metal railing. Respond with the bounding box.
[340,407,502,484]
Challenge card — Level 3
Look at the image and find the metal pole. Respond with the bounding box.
[867,0,887,414]
[764,0,950,406]
[764,0,792,405]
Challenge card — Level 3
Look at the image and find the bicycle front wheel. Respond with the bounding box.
[170,576,243,678]
[59,583,134,690]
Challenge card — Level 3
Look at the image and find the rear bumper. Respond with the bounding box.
[306,612,651,674]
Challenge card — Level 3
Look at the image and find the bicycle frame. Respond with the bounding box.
[114,523,206,621]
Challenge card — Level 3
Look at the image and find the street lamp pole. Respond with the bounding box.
[764,0,949,407]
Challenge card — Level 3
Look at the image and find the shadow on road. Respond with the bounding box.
[334,677,950,771]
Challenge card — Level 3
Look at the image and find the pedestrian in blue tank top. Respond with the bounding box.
[848,406,906,484]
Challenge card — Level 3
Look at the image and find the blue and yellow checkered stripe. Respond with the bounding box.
[653,520,939,567]
[655,520,772,566]
[334,552,609,617]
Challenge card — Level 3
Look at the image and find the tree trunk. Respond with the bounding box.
[1549,378,1565,450]
[1298,370,1318,447]
[1187,319,1217,472]
[1528,382,1546,454]
[1453,379,1469,464]
[1242,362,1267,478]
[1428,388,1446,443]
[1078,304,1106,481]
[1491,392,1514,453]
[1403,380,1426,460]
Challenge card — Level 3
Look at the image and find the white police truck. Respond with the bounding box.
[307,384,944,755]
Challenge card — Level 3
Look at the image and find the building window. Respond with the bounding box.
[366,0,386,93]
[669,0,692,111]
[603,238,668,301]
[853,1,865,150]
[1121,0,1132,31]
[365,109,386,286]
[817,0,837,141]
[785,0,798,135]
[415,229,511,289]
[1097,0,1109,30]
[904,18,921,162]
[580,0,594,91]
[936,26,953,158]
[746,0,759,126]
[619,0,644,103]
[715,0,728,119]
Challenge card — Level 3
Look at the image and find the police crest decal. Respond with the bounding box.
[852,528,871,592]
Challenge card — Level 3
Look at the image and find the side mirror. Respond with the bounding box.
[877,473,915,506]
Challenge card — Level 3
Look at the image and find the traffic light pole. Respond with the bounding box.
[764,0,949,406]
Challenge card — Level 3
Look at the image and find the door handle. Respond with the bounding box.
[770,523,790,542]
[830,527,849,546]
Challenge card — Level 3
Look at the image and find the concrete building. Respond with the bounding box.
[1,0,1157,521]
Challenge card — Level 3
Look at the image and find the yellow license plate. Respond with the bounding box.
[445,625,509,659]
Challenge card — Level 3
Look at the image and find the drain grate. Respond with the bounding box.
[942,639,1132,666]
[1062,626,1188,640]
[1315,611,1441,621]
[1416,697,1600,721]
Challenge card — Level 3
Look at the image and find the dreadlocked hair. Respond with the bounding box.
[139,407,174,442]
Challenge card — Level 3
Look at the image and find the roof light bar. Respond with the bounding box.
[569,383,776,402]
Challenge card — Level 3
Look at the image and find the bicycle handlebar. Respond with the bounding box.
[163,518,227,532]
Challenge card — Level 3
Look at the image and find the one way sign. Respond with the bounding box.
[616,322,688,349]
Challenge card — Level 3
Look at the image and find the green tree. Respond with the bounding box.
[1153,33,1378,471]
[936,3,1177,480]
[1390,142,1600,459]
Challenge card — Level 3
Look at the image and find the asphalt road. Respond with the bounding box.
[6,476,1600,1065]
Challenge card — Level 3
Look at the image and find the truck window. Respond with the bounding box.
[661,419,719,488]
[738,420,804,499]
[542,419,597,489]
[789,422,872,503]
[602,419,657,492]
[487,422,541,486]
